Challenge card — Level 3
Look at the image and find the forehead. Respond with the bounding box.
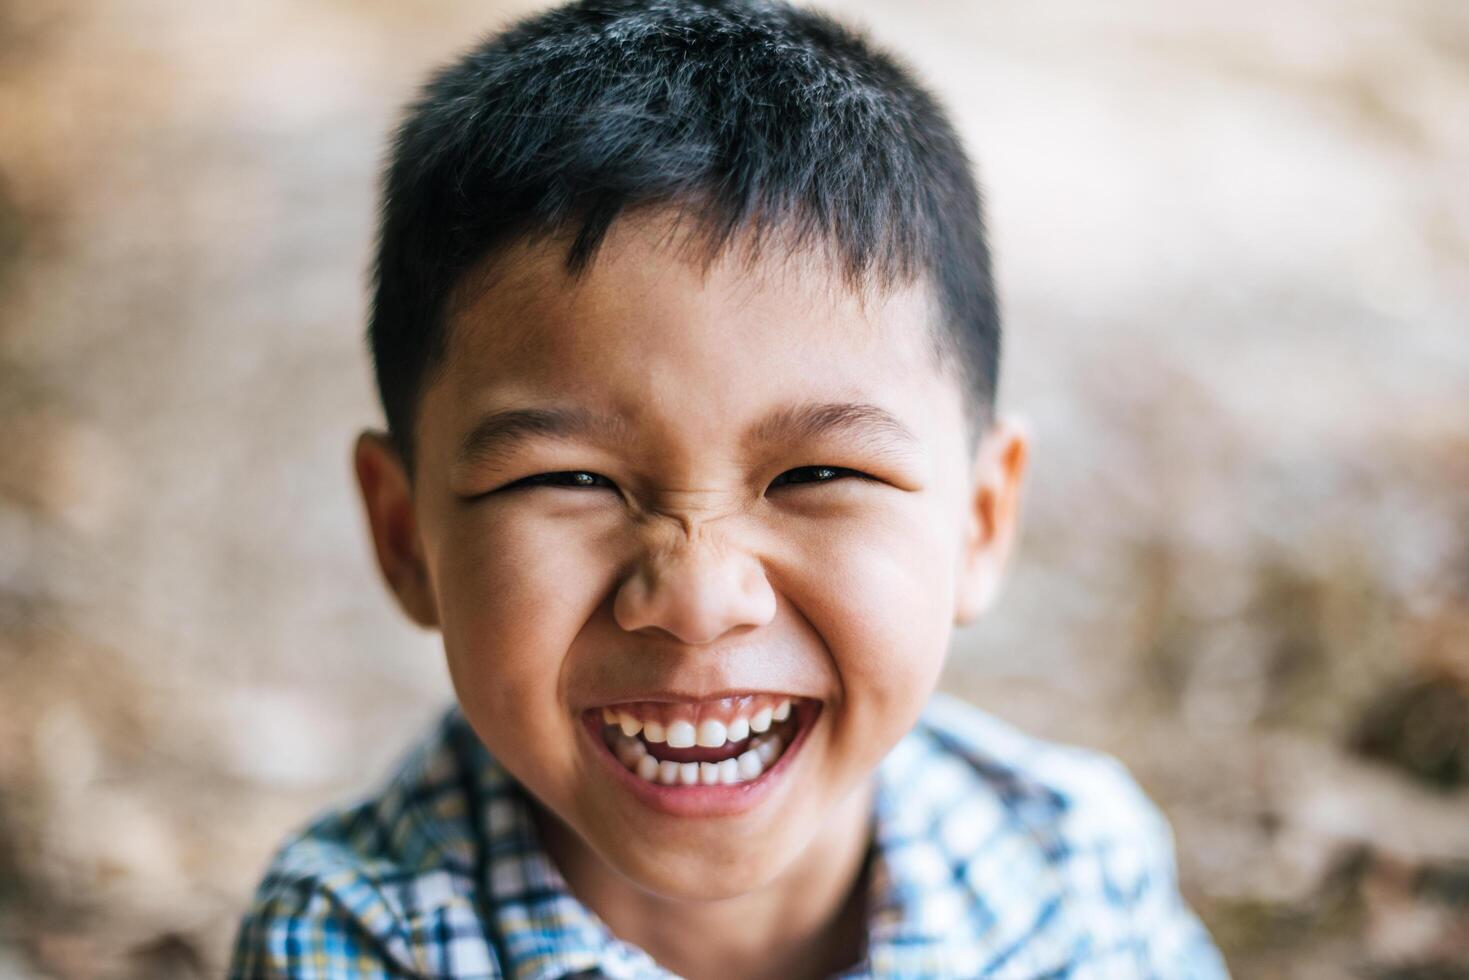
[420,210,956,457]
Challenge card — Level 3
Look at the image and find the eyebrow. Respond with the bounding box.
[748,401,919,459]
[456,405,631,470]
[455,400,920,469]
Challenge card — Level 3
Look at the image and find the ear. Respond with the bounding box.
[353,431,440,629]
[953,414,1030,627]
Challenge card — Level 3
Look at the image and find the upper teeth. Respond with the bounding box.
[597,696,800,787]
[600,698,795,749]
[696,719,726,748]
[666,720,696,748]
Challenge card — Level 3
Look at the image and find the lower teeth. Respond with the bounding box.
[610,730,787,786]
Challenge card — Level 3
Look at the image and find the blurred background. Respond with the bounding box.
[2,0,1466,976]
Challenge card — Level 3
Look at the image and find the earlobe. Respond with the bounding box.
[353,431,440,629]
[953,415,1030,627]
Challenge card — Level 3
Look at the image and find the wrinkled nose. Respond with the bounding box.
[612,522,777,645]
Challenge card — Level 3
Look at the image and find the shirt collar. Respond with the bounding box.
[861,696,1076,978]
[449,720,672,980]
[450,697,1071,979]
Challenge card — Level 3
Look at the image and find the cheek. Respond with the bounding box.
[433,508,616,753]
[781,504,958,718]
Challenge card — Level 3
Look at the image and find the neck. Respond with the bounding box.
[534,780,876,980]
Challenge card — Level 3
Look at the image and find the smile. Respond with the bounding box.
[581,694,818,815]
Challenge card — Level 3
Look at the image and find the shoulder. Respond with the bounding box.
[914,691,1171,862]
[228,707,502,979]
[878,692,1230,977]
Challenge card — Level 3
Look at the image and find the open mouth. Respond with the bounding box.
[585,695,815,790]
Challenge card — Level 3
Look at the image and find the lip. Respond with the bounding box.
[581,689,803,708]
[579,699,821,818]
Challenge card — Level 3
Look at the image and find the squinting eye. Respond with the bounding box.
[504,470,617,491]
[769,465,869,489]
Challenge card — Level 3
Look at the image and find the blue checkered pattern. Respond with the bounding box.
[229,693,1230,978]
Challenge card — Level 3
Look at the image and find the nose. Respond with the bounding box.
[612,520,777,645]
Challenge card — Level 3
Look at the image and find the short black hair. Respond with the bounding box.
[369,0,999,470]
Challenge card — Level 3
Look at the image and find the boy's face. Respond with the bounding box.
[356,211,1028,900]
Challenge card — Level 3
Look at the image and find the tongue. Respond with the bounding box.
[646,738,753,764]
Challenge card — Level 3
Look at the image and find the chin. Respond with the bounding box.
[619,850,788,903]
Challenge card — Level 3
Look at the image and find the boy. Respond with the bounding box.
[231,0,1229,976]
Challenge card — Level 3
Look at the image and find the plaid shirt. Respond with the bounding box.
[230,693,1229,978]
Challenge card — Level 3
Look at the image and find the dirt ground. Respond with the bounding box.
[2,1,1466,976]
